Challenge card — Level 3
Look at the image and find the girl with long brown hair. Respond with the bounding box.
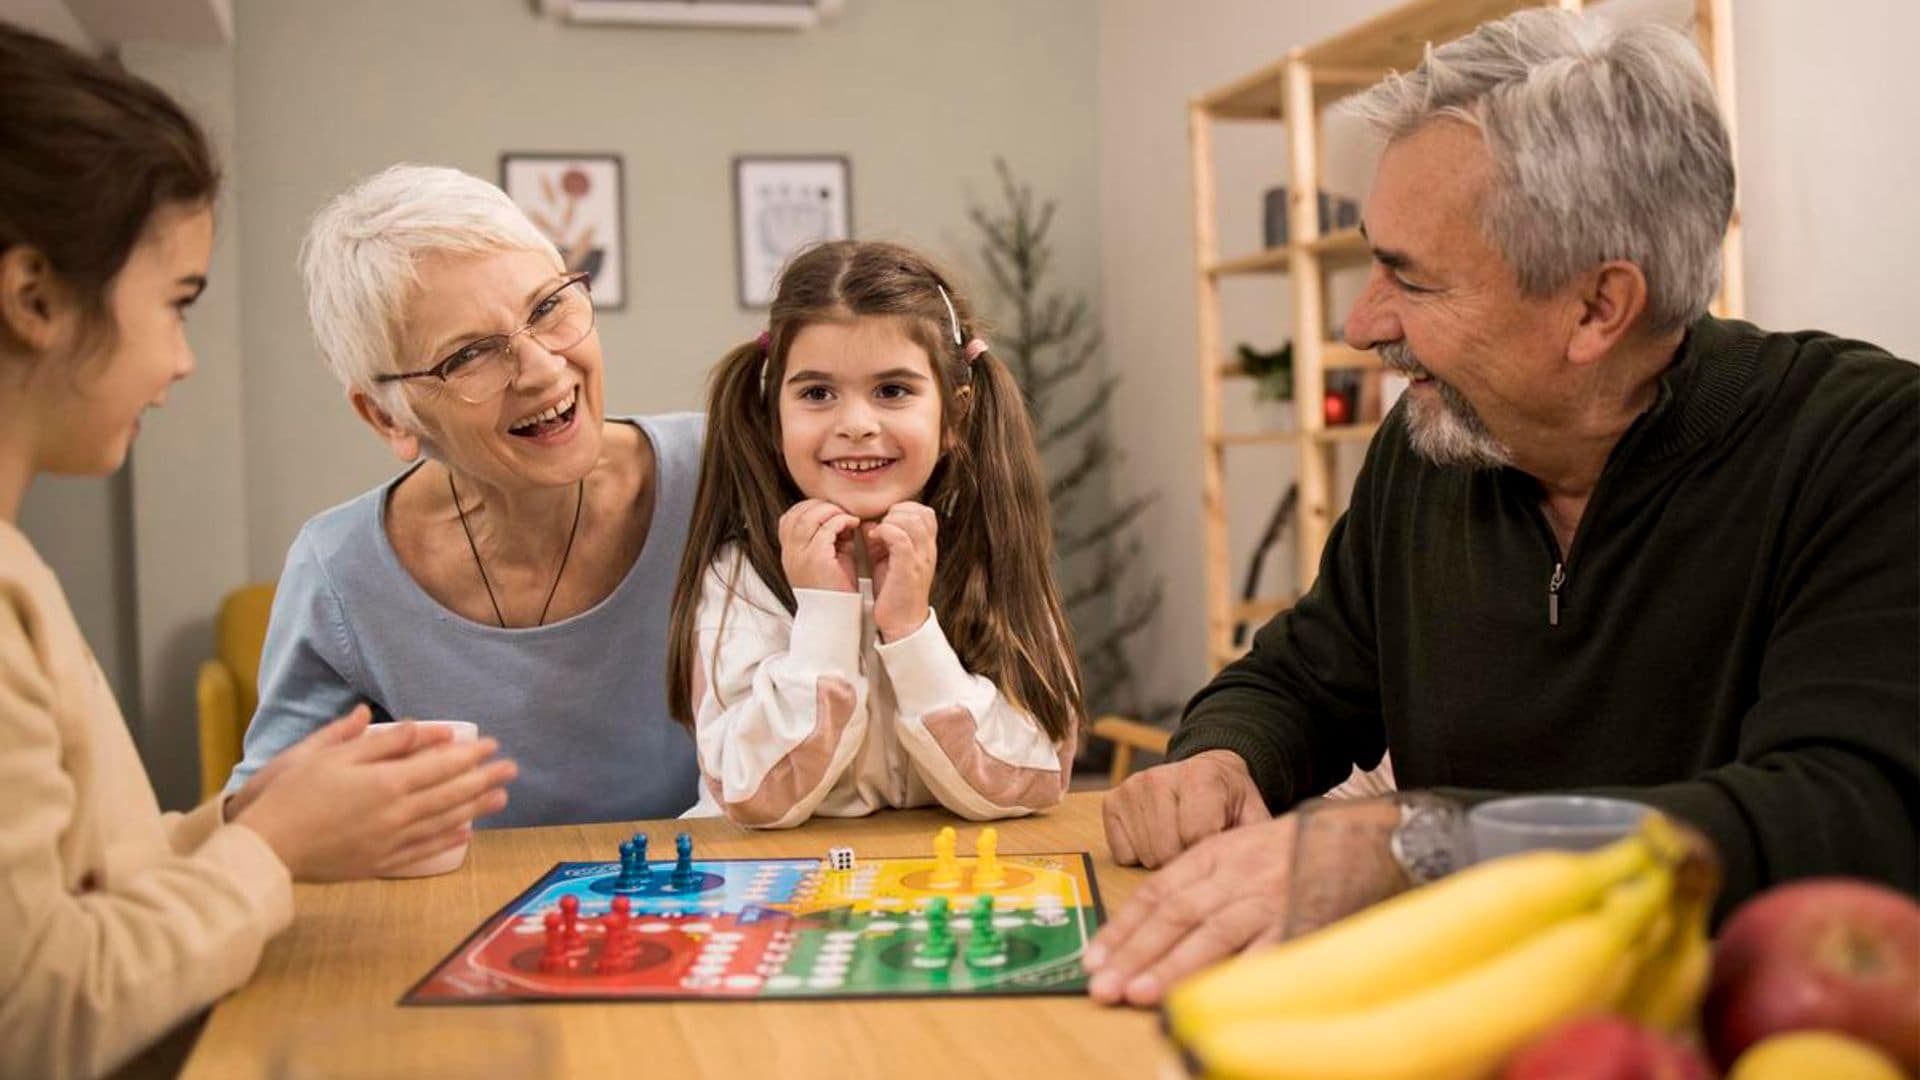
[667,241,1083,827]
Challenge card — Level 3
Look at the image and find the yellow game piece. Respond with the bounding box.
[973,827,1005,888]
[929,825,961,888]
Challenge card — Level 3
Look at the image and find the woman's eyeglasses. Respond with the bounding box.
[374,272,594,404]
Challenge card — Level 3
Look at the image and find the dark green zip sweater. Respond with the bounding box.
[1171,316,1919,914]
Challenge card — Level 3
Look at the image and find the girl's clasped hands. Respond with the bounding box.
[779,498,938,643]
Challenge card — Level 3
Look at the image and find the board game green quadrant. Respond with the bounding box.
[403,847,1104,1004]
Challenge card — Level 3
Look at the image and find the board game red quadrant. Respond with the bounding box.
[403,841,1104,1004]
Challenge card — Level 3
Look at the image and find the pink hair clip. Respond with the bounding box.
[754,330,771,353]
[963,338,989,362]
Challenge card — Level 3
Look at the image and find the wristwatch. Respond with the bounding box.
[1388,794,1471,886]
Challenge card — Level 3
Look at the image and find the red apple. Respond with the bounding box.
[1704,878,1920,1073]
[1503,1016,1713,1080]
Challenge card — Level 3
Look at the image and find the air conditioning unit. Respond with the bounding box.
[540,0,845,31]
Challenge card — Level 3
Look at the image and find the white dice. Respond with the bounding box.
[826,846,856,871]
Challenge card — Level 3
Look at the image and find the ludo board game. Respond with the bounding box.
[404,825,1103,1003]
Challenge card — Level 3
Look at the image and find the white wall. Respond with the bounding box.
[1096,0,1920,719]
[1736,0,1920,358]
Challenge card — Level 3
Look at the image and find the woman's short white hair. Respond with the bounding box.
[300,163,563,426]
[1347,8,1734,333]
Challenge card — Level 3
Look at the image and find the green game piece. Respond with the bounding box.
[913,897,956,968]
[966,894,1007,966]
[925,897,953,949]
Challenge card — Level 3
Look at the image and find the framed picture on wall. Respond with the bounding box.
[499,153,626,310]
[733,155,852,308]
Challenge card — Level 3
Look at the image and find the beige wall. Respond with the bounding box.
[230,0,1102,580]
[0,0,89,44]
[17,475,138,703]
[1097,0,1920,718]
[120,38,250,808]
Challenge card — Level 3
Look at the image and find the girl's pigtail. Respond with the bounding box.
[947,348,1085,743]
[666,338,795,729]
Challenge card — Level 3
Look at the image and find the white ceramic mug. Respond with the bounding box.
[381,720,480,879]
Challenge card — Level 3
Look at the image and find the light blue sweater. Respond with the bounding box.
[226,413,704,826]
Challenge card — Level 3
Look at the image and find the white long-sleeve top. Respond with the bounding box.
[689,548,1074,828]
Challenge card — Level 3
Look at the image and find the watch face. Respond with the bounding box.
[1391,802,1467,884]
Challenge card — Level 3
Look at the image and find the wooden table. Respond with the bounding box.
[181,792,1165,1079]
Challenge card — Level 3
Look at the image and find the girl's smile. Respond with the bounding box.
[780,317,943,520]
[824,455,900,478]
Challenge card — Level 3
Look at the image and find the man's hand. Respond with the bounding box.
[1102,749,1270,869]
[1085,813,1298,1006]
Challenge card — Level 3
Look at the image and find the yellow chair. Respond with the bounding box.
[1090,714,1173,786]
[196,583,276,800]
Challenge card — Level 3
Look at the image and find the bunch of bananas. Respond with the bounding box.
[1163,813,1720,1080]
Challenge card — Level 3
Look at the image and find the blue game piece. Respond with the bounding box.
[632,832,649,878]
[617,839,636,887]
[670,831,696,890]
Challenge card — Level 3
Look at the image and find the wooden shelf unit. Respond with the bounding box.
[1190,0,1743,672]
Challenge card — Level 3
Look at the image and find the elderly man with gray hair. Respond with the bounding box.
[224,165,705,826]
[1088,7,1916,1006]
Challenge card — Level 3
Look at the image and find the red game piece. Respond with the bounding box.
[595,897,637,973]
[540,910,566,973]
[593,939,622,973]
[559,894,582,951]
[608,900,631,945]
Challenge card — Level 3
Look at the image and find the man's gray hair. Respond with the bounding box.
[300,164,563,428]
[1347,8,1734,333]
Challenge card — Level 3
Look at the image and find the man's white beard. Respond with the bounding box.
[1377,341,1513,470]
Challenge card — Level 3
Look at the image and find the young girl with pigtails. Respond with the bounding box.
[666,240,1083,828]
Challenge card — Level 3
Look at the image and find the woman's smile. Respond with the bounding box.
[506,384,580,444]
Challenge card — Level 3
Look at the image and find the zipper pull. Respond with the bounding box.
[1548,562,1566,627]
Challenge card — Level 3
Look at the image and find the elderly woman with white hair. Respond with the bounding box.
[225,165,702,826]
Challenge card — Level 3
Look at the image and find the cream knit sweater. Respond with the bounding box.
[0,521,291,1079]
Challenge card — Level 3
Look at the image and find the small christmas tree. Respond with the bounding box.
[968,160,1169,738]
